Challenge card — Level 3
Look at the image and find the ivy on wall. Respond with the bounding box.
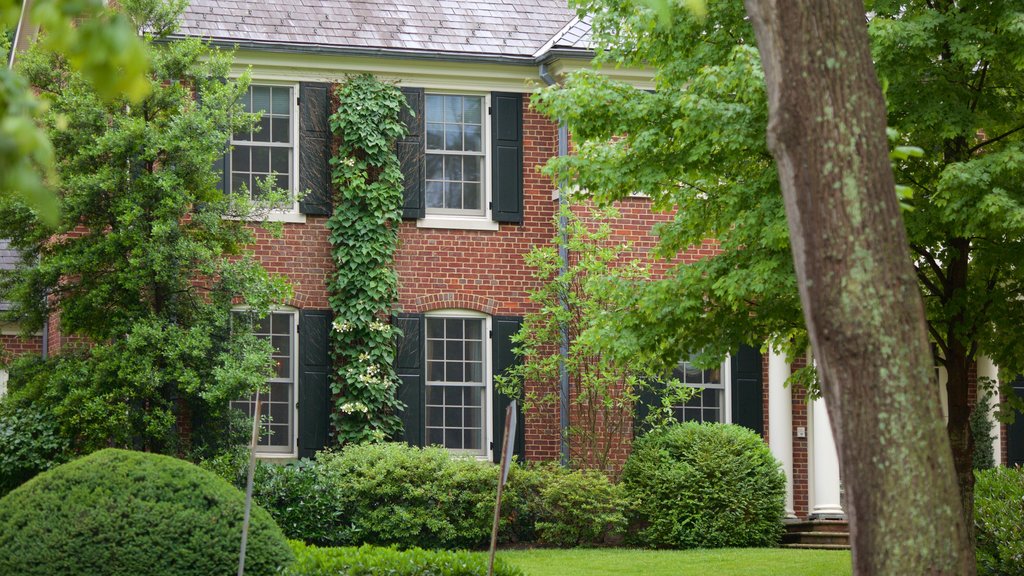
[326,74,408,444]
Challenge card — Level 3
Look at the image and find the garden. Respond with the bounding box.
[1,419,1021,575]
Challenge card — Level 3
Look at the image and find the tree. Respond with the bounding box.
[0,0,290,457]
[497,205,691,472]
[2,0,151,224]
[744,0,972,572]
[533,0,1024,552]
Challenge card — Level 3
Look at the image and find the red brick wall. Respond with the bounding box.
[790,356,810,519]
[0,333,43,364]
[248,216,333,310]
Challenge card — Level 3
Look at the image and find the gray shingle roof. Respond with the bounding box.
[547,15,592,50]
[178,0,584,59]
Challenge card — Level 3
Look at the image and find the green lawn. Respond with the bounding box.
[490,548,852,576]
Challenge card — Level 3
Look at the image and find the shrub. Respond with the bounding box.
[520,464,629,546]
[284,541,524,576]
[0,448,294,576]
[318,443,499,549]
[0,403,70,496]
[622,422,785,549]
[975,466,1024,576]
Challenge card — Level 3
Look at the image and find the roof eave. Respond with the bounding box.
[164,34,595,66]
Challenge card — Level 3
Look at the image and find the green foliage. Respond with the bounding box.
[970,392,995,471]
[524,464,629,547]
[0,448,294,576]
[316,443,498,549]
[622,422,785,549]
[285,541,524,576]
[0,402,70,496]
[974,466,1024,576]
[1,0,152,224]
[214,443,632,549]
[251,458,343,545]
[326,74,408,444]
[0,1,290,455]
[498,205,691,471]
[531,0,808,383]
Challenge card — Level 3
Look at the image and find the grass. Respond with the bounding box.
[490,548,852,576]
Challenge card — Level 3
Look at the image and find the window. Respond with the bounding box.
[0,369,7,397]
[425,94,486,216]
[672,356,728,424]
[230,310,297,454]
[229,84,297,208]
[425,314,488,456]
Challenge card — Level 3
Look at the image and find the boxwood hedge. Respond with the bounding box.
[622,422,786,549]
[0,448,293,576]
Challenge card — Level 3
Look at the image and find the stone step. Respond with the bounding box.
[781,543,851,551]
[782,531,851,547]
[784,519,849,534]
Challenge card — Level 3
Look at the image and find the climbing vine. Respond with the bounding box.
[326,74,408,444]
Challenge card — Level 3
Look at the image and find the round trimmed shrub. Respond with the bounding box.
[0,448,294,576]
[317,443,498,549]
[622,422,785,549]
[975,466,1024,576]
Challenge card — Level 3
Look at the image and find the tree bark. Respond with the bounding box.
[743,1,974,573]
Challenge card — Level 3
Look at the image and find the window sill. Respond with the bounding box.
[223,211,307,224]
[255,451,298,461]
[416,216,500,232]
[265,211,307,224]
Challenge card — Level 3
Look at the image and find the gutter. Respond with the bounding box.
[539,63,572,467]
[162,35,594,68]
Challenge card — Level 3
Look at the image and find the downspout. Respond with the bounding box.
[539,63,571,467]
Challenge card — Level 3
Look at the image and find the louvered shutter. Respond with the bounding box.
[492,316,526,463]
[299,82,332,216]
[398,88,425,219]
[490,92,523,224]
[297,309,332,458]
[395,314,425,446]
[730,344,764,436]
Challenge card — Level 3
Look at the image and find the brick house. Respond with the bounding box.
[5,0,1022,523]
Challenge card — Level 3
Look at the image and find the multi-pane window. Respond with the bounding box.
[230,311,296,453]
[425,94,485,216]
[672,357,725,424]
[425,316,486,455]
[230,85,294,201]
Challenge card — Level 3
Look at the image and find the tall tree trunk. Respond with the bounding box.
[744,1,974,573]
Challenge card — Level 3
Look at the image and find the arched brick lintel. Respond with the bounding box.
[408,293,502,316]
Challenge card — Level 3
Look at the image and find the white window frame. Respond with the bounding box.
[230,307,299,459]
[423,309,493,460]
[0,369,7,397]
[418,92,499,232]
[672,355,733,425]
[227,81,304,223]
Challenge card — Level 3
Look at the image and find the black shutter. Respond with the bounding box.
[490,92,523,224]
[297,309,332,458]
[299,82,333,216]
[395,314,425,446]
[634,380,663,436]
[398,87,425,219]
[1009,375,1024,467]
[492,316,526,463]
[730,344,764,436]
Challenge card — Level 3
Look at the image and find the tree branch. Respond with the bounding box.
[910,244,949,291]
[914,262,944,300]
[968,122,1024,154]
[929,322,949,362]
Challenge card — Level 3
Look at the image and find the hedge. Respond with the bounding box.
[0,448,293,575]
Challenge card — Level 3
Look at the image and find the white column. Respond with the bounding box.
[810,396,845,518]
[768,352,795,518]
[978,356,1001,466]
